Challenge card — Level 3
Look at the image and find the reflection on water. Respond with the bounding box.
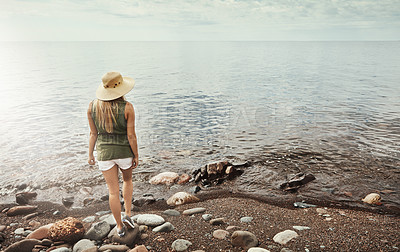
[0,42,399,207]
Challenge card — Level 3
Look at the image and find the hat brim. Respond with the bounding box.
[96,76,135,101]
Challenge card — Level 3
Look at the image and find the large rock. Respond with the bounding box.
[4,239,41,252]
[99,214,117,227]
[136,214,165,227]
[72,239,96,252]
[84,221,110,240]
[48,217,85,243]
[273,230,299,245]
[171,239,192,252]
[152,222,174,233]
[6,205,38,216]
[99,244,129,251]
[231,231,259,250]
[108,223,139,246]
[26,223,53,240]
[149,172,179,185]
[166,192,200,206]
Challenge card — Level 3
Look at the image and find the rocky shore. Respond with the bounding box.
[1,191,400,251]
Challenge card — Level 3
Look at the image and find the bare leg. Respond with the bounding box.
[102,165,123,229]
[121,167,133,217]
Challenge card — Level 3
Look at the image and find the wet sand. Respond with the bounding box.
[1,191,399,251]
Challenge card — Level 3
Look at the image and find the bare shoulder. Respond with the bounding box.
[87,101,94,113]
[125,101,135,112]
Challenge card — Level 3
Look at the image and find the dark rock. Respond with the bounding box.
[0,232,5,243]
[133,195,156,207]
[84,221,110,241]
[189,186,201,194]
[231,231,259,250]
[40,239,52,246]
[83,197,95,206]
[108,223,139,246]
[101,195,109,201]
[7,205,38,216]
[4,239,41,252]
[62,196,74,208]
[210,218,225,225]
[16,192,37,205]
[280,173,316,192]
[17,183,28,190]
[293,202,317,208]
[48,217,85,243]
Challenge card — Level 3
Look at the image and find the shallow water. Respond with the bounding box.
[0,42,399,209]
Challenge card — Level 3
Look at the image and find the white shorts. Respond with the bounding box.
[98,157,133,171]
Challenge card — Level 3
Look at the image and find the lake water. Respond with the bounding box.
[0,41,399,210]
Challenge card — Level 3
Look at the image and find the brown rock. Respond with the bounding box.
[27,223,53,240]
[48,217,85,243]
[140,233,149,240]
[4,239,41,252]
[129,245,148,252]
[16,192,37,205]
[343,191,353,197]
[0,225,6,232]
[149,172,179,185]
[177,174,191,184]
[99,244,129,252]
[210,218,225,225]
[24,212,40,220]
[108,223,139,246]
[7,205,38,216]
[226,226,241,232]
[231,231,259,250]
[213,229,229,239]
[166,192,200,206]
[28,220,41,229]
[207,163,218,175]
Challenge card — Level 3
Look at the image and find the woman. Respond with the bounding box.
[87,71,139,237]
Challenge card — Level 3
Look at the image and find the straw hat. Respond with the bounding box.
[96,71,135,101]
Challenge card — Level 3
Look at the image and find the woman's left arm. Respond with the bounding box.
[87,102,98,165]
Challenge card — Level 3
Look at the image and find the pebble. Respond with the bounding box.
[62,196,74,208]
[248,248,271,252]
[27,223,53,240]
[6,205,38,216]
[182,207,206,215]
[14,228,25,235]
[325,217,333,221]
[23,212,39,220]
[320,245,326,249]
[10,223,19,227]
[53,210,61,216]
[322,214,331,217]
[96,210,111,216]
[136,214,165,227]
[280,248,293,252]
[292,226,311,231]
[316,208,328,215]
[162,209,181,216]
[210,218,225,225]
[226,226,241,232]
[82,216,96,223]
[41,239,52,246]
[171,239,192,252]
[72,239,96,252]
[98,244,129,252]
[52,248,72,252]
[152,222,174,233]
[273,230,299,245]
[23,230,33,236]
[202,214,213,221]
[28,220,41,229]
[293,202,316,208]
[139,225,148,233]
[84,221,110,240]
[140,233,149,240]
[231,230,259,250]
[240,216,253,223]
[130,245,149,252]
[213,229,229,239]
[0,225,7,232]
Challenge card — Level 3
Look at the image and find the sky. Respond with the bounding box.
[0,0,399,41]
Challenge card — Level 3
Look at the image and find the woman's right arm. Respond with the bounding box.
[87,102,98,165]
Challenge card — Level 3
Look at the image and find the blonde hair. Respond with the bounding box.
[94,96,125,133]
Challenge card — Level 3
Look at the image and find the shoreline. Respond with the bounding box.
[1,193,400,251]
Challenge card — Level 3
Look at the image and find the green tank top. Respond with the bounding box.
[91,100,134,161]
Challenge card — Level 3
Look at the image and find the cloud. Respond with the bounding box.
[0,0,399,40]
